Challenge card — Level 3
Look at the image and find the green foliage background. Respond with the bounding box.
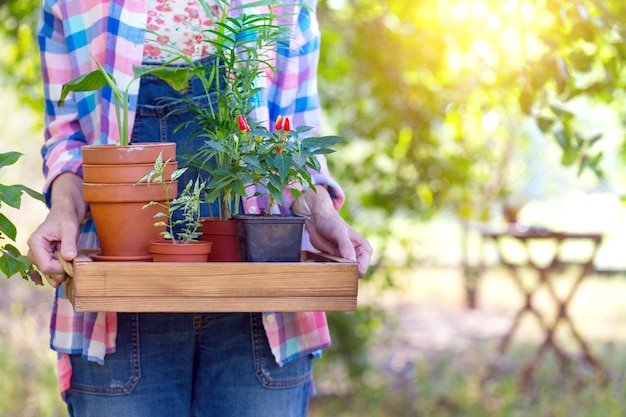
[317,0,626,215]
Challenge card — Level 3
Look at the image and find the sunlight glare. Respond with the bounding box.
[326,0,347,11]
[451,3,469,20]
[486,14,502,31]
[448,51,464,71]
[520,1,535,20]
[471,1,489,18]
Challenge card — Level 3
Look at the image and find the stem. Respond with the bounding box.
[122,93,129,146]
[162,177,177,243]
[114,96,123,145]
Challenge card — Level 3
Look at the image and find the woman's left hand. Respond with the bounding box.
[292,187,372,277]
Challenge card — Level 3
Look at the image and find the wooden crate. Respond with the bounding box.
[65,251,359,312]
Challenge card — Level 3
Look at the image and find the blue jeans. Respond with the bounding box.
[65,68,313,416]
[65,313,313,416]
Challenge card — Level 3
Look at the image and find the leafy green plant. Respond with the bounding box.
[0,151,44,280]
[245,115,342,214]
[162,0,294,220]
[57,59,192,146]
[136,153,206,244]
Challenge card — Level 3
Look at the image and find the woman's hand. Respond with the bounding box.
[292,187,372,277]
[27,173,87,288]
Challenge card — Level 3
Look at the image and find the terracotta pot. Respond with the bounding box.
[82,143,176,165]
[198,218,240,262]
[83,182,177,258]
[149,240,213,263]
[83,161,178,184]
[233,214,308,262]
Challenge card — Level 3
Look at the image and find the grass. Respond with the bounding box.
[0,278,67,417]
[309,266,626,416]
[310,341,626,417]
[0,339,66,417]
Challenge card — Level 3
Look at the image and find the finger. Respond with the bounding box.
[355,241,373,277]
[347,229,373,277]
[55,251,74,277]
[336,233,357,263]
[59,223,79,260]
[43,273,68,288]
[27,244,64,275]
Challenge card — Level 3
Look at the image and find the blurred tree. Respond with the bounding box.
[0,0,41,113]
[317,0,626,231]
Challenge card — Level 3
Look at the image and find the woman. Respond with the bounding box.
[28,1,372,415]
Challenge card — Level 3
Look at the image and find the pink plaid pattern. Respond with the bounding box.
[39,0,342,395]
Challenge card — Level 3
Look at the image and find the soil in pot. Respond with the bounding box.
[149,241,213,263]
[233,214,308,262]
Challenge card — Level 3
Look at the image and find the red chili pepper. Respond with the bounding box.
[238,115,250,132]
[276,147,283,154]
[283,117,291,132]
[275,115,283,131]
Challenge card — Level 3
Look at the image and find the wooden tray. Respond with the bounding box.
[65,251,359,313]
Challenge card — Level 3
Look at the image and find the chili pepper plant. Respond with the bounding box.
[241,115,342,215]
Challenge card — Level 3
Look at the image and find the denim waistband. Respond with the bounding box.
[136,55,222,117]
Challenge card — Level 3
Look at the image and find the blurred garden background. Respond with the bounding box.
[4,0,626,415]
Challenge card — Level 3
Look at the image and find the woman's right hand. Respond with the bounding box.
[27,173,87,288]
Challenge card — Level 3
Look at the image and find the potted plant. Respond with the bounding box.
[232,115,342,262]
[136,153,212,263]
[58,59,193,260]
[0,152,45,282]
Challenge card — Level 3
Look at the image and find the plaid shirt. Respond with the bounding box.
[38,0,345,393]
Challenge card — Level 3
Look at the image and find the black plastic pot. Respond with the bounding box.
[233,214,309,262]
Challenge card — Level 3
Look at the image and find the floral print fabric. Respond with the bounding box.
[144,0,219,62]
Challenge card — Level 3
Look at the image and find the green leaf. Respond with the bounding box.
[13,185,45,204]
[301,135,343,149]
[273,153,290,179]
[306,156,321,173]
[588,133,603,147]
[58,70,110,106]
[536,115,554,132]
[230,179,248,198]
[0,213,17,241]
[561,148,578,166]
[554,129,570,150]
[0,152,21,169]
[1,244,33,279]
[134,66,194,93]
[1,251,25,278]
[310,149,336,155]
[241,154,262,169]
[171,168,188,181]
[291,154,308,169]
[0,185,22,209]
